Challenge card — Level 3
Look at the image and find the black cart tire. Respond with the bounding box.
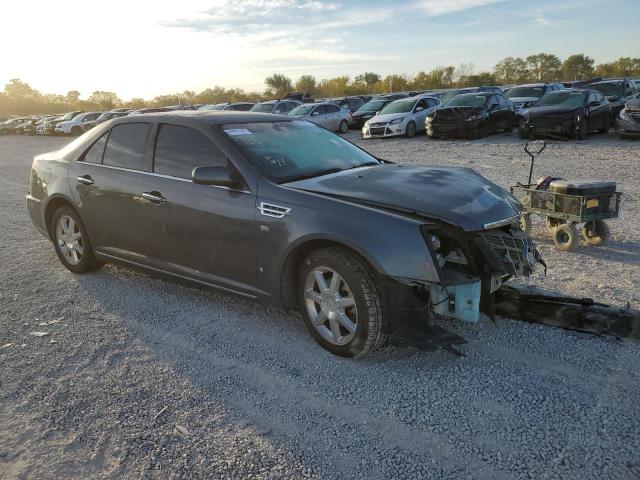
[553,224,578,251]
[51,206,102,274]
[298,247,386,357]
[519,213,532,234]
[581,220,610,246]
[405,121,416,138]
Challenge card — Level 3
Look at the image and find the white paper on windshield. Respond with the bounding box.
[224,128,252,136]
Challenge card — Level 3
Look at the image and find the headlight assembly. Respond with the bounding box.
[619,109,632,121]
[389,117,404,125]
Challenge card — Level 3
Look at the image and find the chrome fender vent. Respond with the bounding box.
[258,202,291,218]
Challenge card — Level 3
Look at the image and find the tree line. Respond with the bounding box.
[1,54,639,116]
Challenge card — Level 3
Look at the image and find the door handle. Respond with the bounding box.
[141,192,166,204]
[77,175,94,185]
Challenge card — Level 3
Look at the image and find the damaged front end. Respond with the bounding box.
[386,217,544,349]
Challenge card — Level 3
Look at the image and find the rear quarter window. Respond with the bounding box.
[102,123,151,171]
[83,132,109,164]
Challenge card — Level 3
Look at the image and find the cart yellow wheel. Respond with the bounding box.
[519,214,532,234]
[581,220,610,246]
[553,224,578,251]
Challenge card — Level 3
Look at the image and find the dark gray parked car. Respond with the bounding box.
[26,112,541,356]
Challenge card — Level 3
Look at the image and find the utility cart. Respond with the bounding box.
[510,142,622,251]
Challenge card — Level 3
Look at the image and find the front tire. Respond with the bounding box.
[338,120,348,134]
[298,247,386,357]
[405,121,416,138]
[574,118,589,140]
[51,206,102,274]
[71,126,82,136]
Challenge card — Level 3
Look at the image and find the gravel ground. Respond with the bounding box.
[1,132,639,480]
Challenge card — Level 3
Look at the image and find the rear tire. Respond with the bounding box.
[553,224,578,251]
[581,220,610,246]
[71,126,82,136]
[298,247,386,357]
[338,120,348,134]
[405,121,416,138]
[51,206,102,274]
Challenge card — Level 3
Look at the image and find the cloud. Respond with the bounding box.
[414,0,503,16]
[533,13,558,29]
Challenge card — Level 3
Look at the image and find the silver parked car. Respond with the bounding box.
[362,94,440,138]
[250,99,301,115]
[288,102,351,133]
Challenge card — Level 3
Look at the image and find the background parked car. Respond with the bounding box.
[83,111,130,131]
[15,117,41,135]
[589,79,637,117]
[615,93,640,139]
[199,102,255,111]
[250,99,301,114]
[362,94,440,138]
[518,89,611,140]
[427,92,514,138]
[0,117,32,134]
[55,112,102,135]
[504,82,564,114]
[42,111,84,135]
[328,96,365,114]
[128,107,174,115]
[288,102,351,133]
[35,115,63,135]
[439,86,502,106]
[350,93,409,129]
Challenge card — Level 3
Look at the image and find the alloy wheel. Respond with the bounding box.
[304,266,358,345]
[55,215,84,265]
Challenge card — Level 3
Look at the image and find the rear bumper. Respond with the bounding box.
[26,194,49,239]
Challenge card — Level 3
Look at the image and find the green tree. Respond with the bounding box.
[264,73,293,98]
[65,90,81,105]
[88,91,121,109]
[4,79,40,98]
[493,57,529,84]
[561,54,594,81]
[526,53,562,82]
[295,75,317,95]
[318,76,350,97]
[354,72,381,89]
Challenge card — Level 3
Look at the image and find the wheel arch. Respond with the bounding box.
[279,235,384,309]
[44,195,80,239]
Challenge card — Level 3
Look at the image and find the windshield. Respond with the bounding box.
[536,92,586,108]
[250,103,275,113]
[446,95,488,107]
[591,83,624,97]
[289,105,316,116]
[58,112,76,121]
[357,100,386,113]
[221,121,379,183]
[505,86,545,99]
[441,90,474,105]
[97,113,112,121]
[379,100,415,114]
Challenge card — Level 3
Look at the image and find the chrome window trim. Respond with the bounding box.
[483,215,519,230]
[76,161,251,194]
[94,251,257,299]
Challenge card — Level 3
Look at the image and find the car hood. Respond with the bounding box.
[527,106,581,119]
[286,164,521,232]
[625,97,640,110]
[352,111,376,118]
[368,112,408,124]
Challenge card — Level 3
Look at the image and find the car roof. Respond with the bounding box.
[512,83,547,87]
[121,110,292,124]
[591,80,624,85]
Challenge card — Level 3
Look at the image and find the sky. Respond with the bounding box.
[2,0,639,100]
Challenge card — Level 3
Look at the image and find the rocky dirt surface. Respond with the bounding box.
[1,133,639,480]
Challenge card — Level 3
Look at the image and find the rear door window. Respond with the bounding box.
[153,124,225,179]
[102,123,151,171]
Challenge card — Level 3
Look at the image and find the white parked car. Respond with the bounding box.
[362,94,440,138]
[288,102,351,133]
[55,112,102,135]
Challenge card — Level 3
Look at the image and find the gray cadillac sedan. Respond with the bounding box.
[27,111,541,356]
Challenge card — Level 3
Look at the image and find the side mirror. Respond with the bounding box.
[311,111,320,116]
[415,106,424,112]
[273,109,281,114]
[192,166,241,188]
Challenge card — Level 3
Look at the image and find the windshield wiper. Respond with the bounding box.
[282,162,379,183]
